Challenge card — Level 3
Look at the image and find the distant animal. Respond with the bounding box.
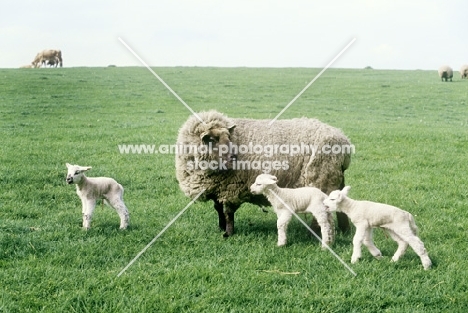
[460,64,468,79]
[323,186,432,270]
[66,163,129,229]
[175,110,352,237]
[44,59,57,67]
[438,65,453,82]
[250,174,334,247]
[32,49,63,68]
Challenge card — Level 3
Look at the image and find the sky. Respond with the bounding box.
[1,0,467,70]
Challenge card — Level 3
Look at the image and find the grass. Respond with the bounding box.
[1,66,468,312]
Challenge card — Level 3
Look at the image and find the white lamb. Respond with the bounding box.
[323,186,431,270]
[250,174,334,247]
[66,163,129,229]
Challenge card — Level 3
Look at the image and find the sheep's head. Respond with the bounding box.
[323,186,351,212]
[197,122,236,169]
[66,163,91,184]
[250,174,278,195]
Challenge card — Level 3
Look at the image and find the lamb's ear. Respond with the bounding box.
[227,124,236,133]
[342,186,351,196]
[265,175,278,185]
[66,163,71,168]
[80,166,92,172]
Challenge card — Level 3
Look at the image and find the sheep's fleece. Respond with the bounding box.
[175,110,352,236]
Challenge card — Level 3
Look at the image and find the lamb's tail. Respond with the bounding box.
[408,213,418,235]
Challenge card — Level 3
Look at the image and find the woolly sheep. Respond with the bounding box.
[438,65,453,82]
[175,110,352,237]
[66,163,129,229]
[250,173,334,247]
[460,64,468,79]
[323,186,432,270]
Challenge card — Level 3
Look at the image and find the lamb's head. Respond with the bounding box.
[66,163,91,184]
[250,174,278,195]
[323,186,351,212]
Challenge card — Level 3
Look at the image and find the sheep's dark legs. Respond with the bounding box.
[337,180,351,233]
[214,200,226,231]
[223,204,239,237]
[336,212,350,233]
[223,212,235,238]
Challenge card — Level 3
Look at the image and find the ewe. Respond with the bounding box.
[176,110,352,237]
[438,65,453,82]
[250,174,334,247]
[460,64,468,79]
[323,186,431,270]
[66,163,129,229]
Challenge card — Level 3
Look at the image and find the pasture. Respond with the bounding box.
[1,66,467,312]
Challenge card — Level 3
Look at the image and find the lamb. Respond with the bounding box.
[66,163,129,229]
[460,64,468,79]
[250,174,333,247]
[323,186,432,270]
[438,65,453,82]
[175,110,352,237]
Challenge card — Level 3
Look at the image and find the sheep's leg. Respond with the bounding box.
[276,210,292,247]
[351,225,366,263]
[337,181,350,233]
[385,229,408,262]
[223,212,235,238]
[108,197,130,229]
[83,199,96,229]
[313,211,334,248]
[213,200,226,231]
[363,228,382,259]
[336,212,350,233]
[223,204,239,238]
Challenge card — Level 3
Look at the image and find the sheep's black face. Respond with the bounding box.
[200,127,236,170]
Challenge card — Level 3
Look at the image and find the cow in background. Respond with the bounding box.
[32,49,63,68]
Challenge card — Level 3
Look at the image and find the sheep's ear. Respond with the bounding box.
[66,163,71,168]
[270,175,278,182]
[342,186,351,196]
[227,124,236,132]
[80,166,92,171]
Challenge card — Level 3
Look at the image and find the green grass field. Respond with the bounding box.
[1,66,467,312]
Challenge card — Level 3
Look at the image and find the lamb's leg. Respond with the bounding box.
[213,200,226,231]
[363,228,382,259]
[313,211,334,248]
[108,197,130,229]
[351,225,366,263]
[80,197,87,217]
[397,230,432,270]
[276,210,292,247]
[83,199,96,229]
[385,229,408,262]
